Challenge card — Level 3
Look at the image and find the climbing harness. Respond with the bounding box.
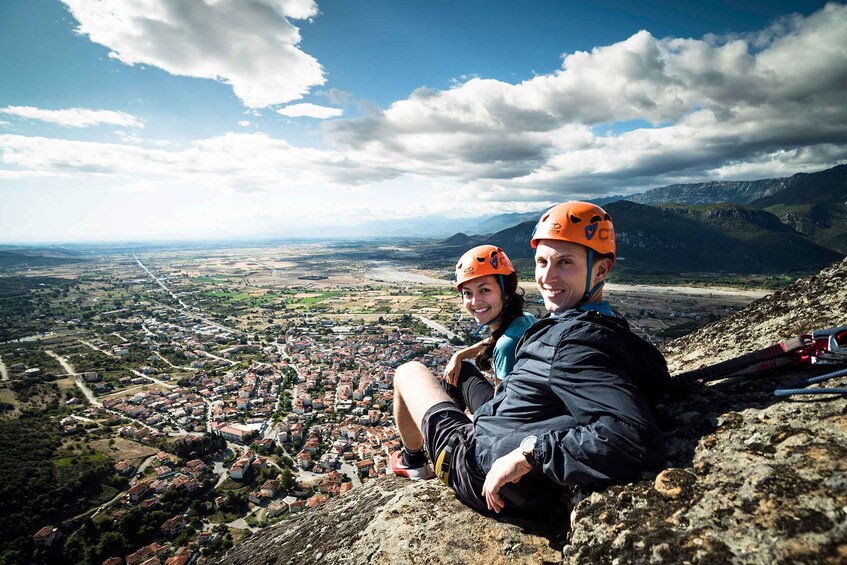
[673,325,847,397]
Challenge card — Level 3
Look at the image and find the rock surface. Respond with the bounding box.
[662,258,847,374]
[215,478,566,565]
[217,259,847,565]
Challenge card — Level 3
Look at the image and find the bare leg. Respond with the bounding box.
[393,361,454,451]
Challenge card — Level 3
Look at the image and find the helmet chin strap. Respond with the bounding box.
[574,248,604,308]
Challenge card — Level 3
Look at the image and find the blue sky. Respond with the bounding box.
[1,0,844,243]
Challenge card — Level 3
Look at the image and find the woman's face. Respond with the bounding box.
[460,275,504,328]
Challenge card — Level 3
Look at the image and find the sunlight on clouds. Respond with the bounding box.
[273,0,320,20]
[325,4,847,200]
[0,132,396,194]
[706,147,847,180]
[61,0,324,108]
[0,106,143,128]
[277,103,343,119]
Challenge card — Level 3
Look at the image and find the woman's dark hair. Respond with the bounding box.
[475,272,525,372]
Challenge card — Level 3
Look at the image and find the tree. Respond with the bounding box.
[280,468,295,491]
[95,531,130,562]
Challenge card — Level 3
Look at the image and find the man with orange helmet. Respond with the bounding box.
[530,200,616,311]
[392,202,670,514]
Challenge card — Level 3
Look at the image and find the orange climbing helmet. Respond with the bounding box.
[530,201,616,258]
[454,245,515,290]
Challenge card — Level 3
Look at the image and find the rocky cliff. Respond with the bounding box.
[216,259,847,565]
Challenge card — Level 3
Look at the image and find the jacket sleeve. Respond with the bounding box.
[535,326,666,486]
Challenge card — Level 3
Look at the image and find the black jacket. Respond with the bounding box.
[473,307,670,491]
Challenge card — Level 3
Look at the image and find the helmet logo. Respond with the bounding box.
[585,224,598,240]
[490,255,499,269]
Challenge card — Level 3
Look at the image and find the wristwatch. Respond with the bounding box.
[520,435,537,467]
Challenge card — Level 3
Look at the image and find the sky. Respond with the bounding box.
[1,0,846,243]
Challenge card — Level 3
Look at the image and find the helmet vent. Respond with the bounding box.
[590,215,602,223]
[569,214,582,224]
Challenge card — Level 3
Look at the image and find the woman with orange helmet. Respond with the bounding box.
[391,244,536,480]
[444,245,535,403]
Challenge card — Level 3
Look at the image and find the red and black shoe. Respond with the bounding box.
[390,449,434,481]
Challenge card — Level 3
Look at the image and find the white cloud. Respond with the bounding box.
[319,88,353,106]
[110,180,157,192]
[0,106,143,128]
[0,132,394,191]
[277,103,343,119]
[0,169,72,180]
[325,3,847,199]
[238,120,251,127]
[62,0,324,108]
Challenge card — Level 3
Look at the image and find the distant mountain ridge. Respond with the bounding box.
[749,164,847,252]
[596,164,845,207]
[431,200,843,276]
[0,247,90,268]
[430,164,847,275]
[599,177,792,207]
[596,164,847,253]
[421,165,846,247]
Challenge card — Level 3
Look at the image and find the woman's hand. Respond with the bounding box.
[443,338,489,385]
[443,352,462,385]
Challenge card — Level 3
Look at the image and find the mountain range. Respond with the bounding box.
[430,164,847,277]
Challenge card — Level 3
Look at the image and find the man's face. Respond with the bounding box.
[534,239,591,313]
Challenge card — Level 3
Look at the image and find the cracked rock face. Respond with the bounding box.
[217,259,847,565]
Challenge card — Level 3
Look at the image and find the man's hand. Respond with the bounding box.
[481,447,532,513]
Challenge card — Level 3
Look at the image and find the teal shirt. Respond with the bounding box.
[492,313,537,380]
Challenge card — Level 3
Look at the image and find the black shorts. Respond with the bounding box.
[441,361,495,414]
[423,401,563,514]
[421,401,489,512]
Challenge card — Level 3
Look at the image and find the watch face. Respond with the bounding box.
[521,435,536,452]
